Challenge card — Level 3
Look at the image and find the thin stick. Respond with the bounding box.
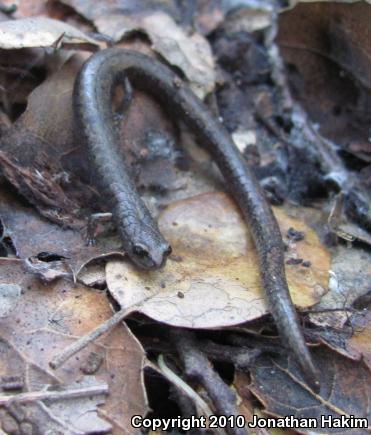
[172,329,247,435]
[0,384,108,405]
[49,305,137,369]
[157,355,215,420]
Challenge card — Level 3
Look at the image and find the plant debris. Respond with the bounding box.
[0,1,370,433]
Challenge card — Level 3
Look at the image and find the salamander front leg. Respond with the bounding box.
[86,212,113,246]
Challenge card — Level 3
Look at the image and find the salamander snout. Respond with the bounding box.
[130,240,172,270]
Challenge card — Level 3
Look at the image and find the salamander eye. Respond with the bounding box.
[165,245,172,256]
[133,244,149,258]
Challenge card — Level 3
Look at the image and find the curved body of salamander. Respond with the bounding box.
[73,48,319,390]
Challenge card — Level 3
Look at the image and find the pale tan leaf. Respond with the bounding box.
[106,192,329,328]
[0,17,98,49]
[95,11,215,98]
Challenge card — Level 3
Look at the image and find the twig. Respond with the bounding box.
[200,340,261,369]
[49,305,137,369]
[264,7,293,112]
[264,9,344,175]
[172,329,248,435]
[157,355,215,423]
[141,335,260,369]
[301,307,355,314]
[227,332,283,355]
[0,384,108,405]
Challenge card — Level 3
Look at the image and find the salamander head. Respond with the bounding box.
[127,228,172,270]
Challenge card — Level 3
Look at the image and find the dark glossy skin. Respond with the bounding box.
[74,48,319,390]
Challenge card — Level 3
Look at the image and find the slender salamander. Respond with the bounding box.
[73,48,319,391]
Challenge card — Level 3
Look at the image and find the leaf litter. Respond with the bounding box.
[0,0,370,433]
[106,192,329,328]
[248,346,370,434]
[0,260,148,432]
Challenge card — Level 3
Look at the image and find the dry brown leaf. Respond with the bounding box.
[117,87,182,194]
[288,0,371,6]
[278,2,371,159]
[89,9,215,97]
[106,192,329,328]
[308,326,357,364]
[294,202,371,328]
[0,17,98,50]
[234,371,296,435]
[279,2,371,90]
[1,47,182,226]
[132,11,215,98]
[192,1,225,35]
[234,371,272,435]
[0,48,46,107]
[0,185,119,278]
[76,253,124,288]
[347,311,371,370]
[0,52,89,227]
[249,346,370,434]
[0,260,148,432]
[0,364,111,434]
[218,7,273,35]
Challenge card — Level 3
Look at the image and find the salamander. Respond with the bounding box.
[73,48,319,391]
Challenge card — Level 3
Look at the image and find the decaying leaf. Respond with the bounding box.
[235,370,295,435]
[235,371,268,434]
[0,281,21,318]
[0,45,183,226]
[0,17,98,50]
[236,363,319,435]
[278,2,371,157]
[117,84,183,194]
[0,186,119,277]
[249,346,371,434]
[313,245,371,324]
[75,253,125,288]
[217,6,273,35]
[0,368,111,434]
[347,311,371,370]
[23,255,73,283]
[62,3,216,97]
[0,53,86,227]
[0,260,148,431]
[105,10,215,98]
[106,192,329,328]
[0,3,369,432]
[328,193,371,245]
[308,325,357,364]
